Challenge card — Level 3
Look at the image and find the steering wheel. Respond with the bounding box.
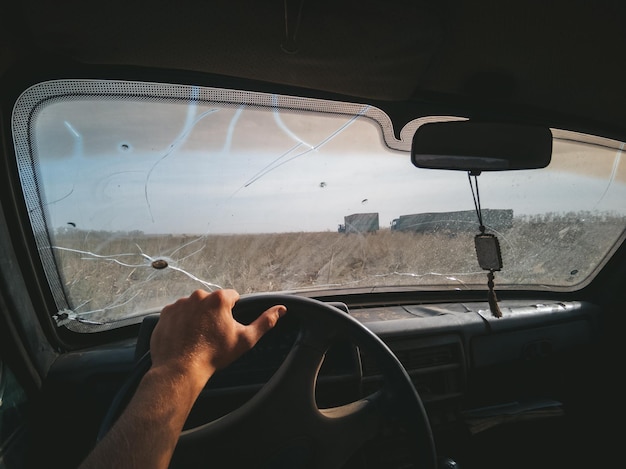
[99,294,437,469]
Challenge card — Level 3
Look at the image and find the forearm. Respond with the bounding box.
[79,365,209,469]
[78,290,285,469]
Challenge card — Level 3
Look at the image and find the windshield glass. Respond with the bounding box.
[12,80,626,331]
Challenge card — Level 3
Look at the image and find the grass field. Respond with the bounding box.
[50,213,624,324]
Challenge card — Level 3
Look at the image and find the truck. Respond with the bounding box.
[338,213,379,233]
[390,209,513,233]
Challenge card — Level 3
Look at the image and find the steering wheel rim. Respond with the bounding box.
[100,294,437,469]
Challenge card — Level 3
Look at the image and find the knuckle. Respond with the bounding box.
[266,312,279,329]
[211,289,228,301]
[190,289,208,301]
[209,289,239,307]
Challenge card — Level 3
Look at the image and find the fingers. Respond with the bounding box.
[157,290,286,366]
[191,288,240,311]
[204,289,286,338]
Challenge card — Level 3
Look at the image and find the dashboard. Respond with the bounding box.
[41,298,600,467]
[160,299,597,459]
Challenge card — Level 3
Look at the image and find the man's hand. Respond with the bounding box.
[151,289,287,390]
[79,289,286,469]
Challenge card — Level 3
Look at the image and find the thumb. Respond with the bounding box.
[244,305,287,343]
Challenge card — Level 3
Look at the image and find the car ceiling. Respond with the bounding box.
[1,0,626,140]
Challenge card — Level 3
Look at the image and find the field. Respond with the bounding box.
[50,213,624,325]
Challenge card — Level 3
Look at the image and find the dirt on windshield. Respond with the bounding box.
[50,212,624,326]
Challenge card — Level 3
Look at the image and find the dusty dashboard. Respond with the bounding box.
[178,298,599,432]
[40,297,601,465]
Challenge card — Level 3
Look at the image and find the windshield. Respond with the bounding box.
[12,80,626,331]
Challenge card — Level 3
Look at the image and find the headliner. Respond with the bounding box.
[2,0,625,139]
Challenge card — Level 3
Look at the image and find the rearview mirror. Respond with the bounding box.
[411,121,552,172]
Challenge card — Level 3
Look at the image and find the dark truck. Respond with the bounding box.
[390,209,513,233]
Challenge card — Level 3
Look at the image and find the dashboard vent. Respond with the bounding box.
[360,336,465,406]
[393,345,456,370]
[361,339,461,375]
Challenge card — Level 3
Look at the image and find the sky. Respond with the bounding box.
[31,96,626,235]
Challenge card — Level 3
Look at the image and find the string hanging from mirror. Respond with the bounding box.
[468,171,503,318]
[281,0,305,54]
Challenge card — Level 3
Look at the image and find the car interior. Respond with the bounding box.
[1,1,625,468]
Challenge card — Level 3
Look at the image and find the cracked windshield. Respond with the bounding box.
[16,81,626,331]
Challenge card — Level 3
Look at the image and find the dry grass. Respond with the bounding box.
[51,214,624,323]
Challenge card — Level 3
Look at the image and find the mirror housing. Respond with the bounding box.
[411,121,552,172]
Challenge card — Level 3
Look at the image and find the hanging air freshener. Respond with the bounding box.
[468,172,503,318]
[475,232,503,318]
[475,233,502,271]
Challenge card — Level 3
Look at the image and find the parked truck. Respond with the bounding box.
[338,213,379,233]
[390,209,513,233]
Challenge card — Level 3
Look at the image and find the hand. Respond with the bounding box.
[150,289,287,390]
[78,290,286,469]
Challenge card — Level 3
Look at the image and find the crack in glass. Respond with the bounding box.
[45,98,387,326]
[17,82,625,330]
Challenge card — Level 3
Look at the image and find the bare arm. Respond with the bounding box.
[78,289,286,469]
